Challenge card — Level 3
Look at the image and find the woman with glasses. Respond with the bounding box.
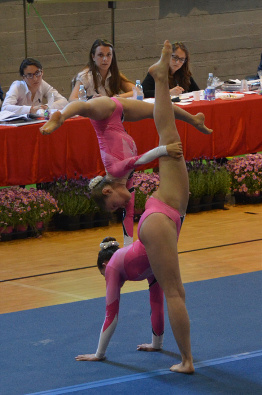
[69,39,135,102]
[1,58,68,116]
[142,41,199,98]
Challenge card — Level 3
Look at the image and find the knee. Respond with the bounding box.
[164,283,185,302]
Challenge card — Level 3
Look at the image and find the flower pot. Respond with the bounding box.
[80,213,95,229]
[0,225,14,242]
[186,197,201,213]
[234,192,247,204]
[134,208,144,222]
[14,224,29,239]
[201,195,213,211]
[94,212,109,228]
[234,192,261,205]
[54,214,81,231]
[212,194,226,210]
[245,193,261,204]
[36,221,44,229]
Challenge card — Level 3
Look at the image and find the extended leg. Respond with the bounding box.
[139,40,194,374]
[118,98,212,135]
[140,215,194,374]
[40,97,116,135]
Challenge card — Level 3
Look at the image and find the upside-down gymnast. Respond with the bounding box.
[40,96,212,246]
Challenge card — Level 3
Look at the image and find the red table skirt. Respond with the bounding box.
[0,94,261,186]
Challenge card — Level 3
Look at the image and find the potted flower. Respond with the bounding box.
[25,188,61,233]
[186,158,231,212]
[202,159,231,210]
[41,175,98,230]
[133,171,160,220]
[211,162,231,209]
[0,187,59,241]
[186,159,206,213]
[226,154,262,204]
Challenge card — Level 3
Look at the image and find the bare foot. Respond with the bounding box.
[170,360,195,374]
[75,353,105,361]
[148,40,172,81]
[40,111,64,135]
[193,112,213,135]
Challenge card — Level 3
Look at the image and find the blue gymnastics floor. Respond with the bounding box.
[1,271,262,395]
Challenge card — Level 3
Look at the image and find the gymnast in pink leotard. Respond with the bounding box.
[75,237,164,361]
[89,98,182,246]
[137,196,185,242]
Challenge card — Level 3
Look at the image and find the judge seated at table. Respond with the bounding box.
[1,58,68,116]
[141,41,199,98]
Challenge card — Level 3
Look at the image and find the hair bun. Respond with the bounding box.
[100,240,119,250]
[89,176,103,190]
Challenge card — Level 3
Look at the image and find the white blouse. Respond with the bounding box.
[1,80,68,115]
[76,69,112,97]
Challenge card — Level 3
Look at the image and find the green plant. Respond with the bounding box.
[187,158,230,199]
[41,175,96,216]
[213,166,231,196]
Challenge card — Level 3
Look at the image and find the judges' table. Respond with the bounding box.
[0,94,261,186]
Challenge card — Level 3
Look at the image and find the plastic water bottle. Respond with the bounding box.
[78,85,87,101]
[44,108,50,120]
[205,73,215,101]
[135,80,144,100]
[48,92,54,108]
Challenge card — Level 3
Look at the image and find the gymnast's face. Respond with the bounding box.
[100,262,108,277]
[102,184,131,212]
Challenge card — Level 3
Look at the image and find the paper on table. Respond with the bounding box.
[0,119,45,127]
[143,98,155,103]
[228,79,241,84]
[244,91,260,94]
[175,101,192,106]
[0,110,15,121]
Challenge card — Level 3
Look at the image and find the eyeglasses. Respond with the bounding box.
[171,55,186,64]
[23,70,43,79]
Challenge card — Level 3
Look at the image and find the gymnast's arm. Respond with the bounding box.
[118,143,183,247]
[75,266,121,361]
[110,142,183,178]
[137,276,164,352]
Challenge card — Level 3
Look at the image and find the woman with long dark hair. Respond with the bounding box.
[142,41,199,98]
[69,39,134,101]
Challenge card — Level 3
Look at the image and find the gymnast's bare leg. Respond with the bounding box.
[138,40,194,374]
[40,97,212,136]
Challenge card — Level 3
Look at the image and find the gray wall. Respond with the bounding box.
[0,0,261,99]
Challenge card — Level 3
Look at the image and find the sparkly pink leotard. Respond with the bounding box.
[90,97,143,179]
[90,98,168,245]
[137,196,185,241]
[95,240,164,358]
